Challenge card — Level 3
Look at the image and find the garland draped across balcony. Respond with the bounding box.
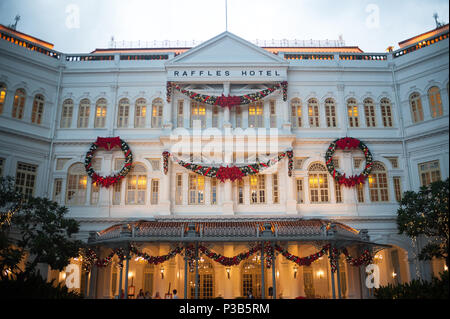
[163,149,294,182]
[166,81,288,107]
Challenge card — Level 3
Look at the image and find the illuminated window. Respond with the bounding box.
[308,163,329,203]
[177,100,184,128]
[94,98,107,128]
[151,179,159,204]
[190,101,206,128]
[126,164,147,205]
[15,162,37,198]
[189,174,205,205]
[272,174,279,203]
[134,98,147,128]
[60,99,73,128]
[418,160,441,187]
[393,177,402,202]
[296,178,304,203]
[12,88,26,119]
[113,159,124,205]
[428,86,443,118]
[335,182,343,203]
[250,175,265,204]
[66,163,87,205]
[269,100,277,128]
[409,92,423,123]
[380,98,393,127]
[0,83,6,114]
[91,182,99,205]
[30,94,45,125]
[308,98,320,128]
[290,98,302,128]
[368,162,389,202]
[248,102,263,128]
[188,260,215,299]
[143,264,154,296]
[325,98,337,127]
[151,98,163,128]
[364,98,376,127]
[212,105,219,128]
[174,174,183,205]
[77,98,90,128]
[347,98,359,127]
[211,178,218,205]
[356,183,365,203]
[117,98,130,128]
[235,106,242,128]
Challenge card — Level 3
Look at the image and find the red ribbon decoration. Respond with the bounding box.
[96,137,122,151]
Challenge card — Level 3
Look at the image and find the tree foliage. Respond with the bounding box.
[396,178,449,266]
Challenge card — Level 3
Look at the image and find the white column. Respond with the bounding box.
[160,160,171,215]
[281,99,291,131]
[99,154,112,207]
[342,152,354,205]
[285,160,297,214]
[266,174,273,204]
[163,97,173,130]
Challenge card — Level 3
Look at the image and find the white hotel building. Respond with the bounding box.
[0,23,448,299]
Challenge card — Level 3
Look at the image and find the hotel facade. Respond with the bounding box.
[0,23,448,299]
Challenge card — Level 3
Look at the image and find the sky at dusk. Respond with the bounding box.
[0,0,448,53]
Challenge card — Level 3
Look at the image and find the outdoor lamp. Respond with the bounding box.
[226,267,231,279]
[161,266,165,279]
[293,265,298,278]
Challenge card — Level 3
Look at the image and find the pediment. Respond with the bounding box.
[166,32,287,66]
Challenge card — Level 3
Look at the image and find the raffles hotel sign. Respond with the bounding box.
[167,67,287,81]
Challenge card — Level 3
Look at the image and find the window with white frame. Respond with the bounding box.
[356,183,365,203]
[31,94,45,125]
[272,173,279,203]
[189,174,205,205]
[418,160,441,187]
[151,179,159,204]
[380,98,393,127]
[66,163,87,205]
[190,101,206,128]
[117,98,130,128]
[250,175,265,204]
[53,178,62,203]
[335,181,343,203]
[126,164,147,205]
[90,182,99,205]
[308,163,329,203]
[325,98,337,128]
[175,174,183,205]
[211,178,218,205]
[308,98,320,128]
[364,98,376,127]
[237,179,244,204]
[94,98,107,128]
[269,100,277,128]
[428,86,443,118]
[235,106,242,128]
[77,98,90,128]
[113,158,124,205]
[12,88,26,119]
[134,98,147,128]
[177,100,184,128]
[0,83,6,114]
[409,92,424,123]
[151,98,163,128]
[60,99,73,128]
[291,98,302,128]
[212,105,219,128]
[368,162,389,202]
[15,162,38,198]
[347,98,359,127]
[296,178,304,203]
[248,102,263,128]
[393,176,402,202]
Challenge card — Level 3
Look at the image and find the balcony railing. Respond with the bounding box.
[0,30,61,59]
[284,53,334,60]
[65,54,114,62]
[393,31,449,58]
[120,54,169,61]
[339,53,387,61]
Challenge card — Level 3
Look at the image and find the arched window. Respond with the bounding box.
[189,259,215,299]
[66,163,87,205]
[191,101,206,128]
[324,98,337,127]
[368,162,389,202]
[364,98,376,127]
[241,257,266,298]
[31,94,45,124]
[0,83,7,114]
[290,98,302,128]
[409,92,423,123]
[135,98,147,128]
[12,88,26,119]
[126,164,147,205]
[308,98,320,127]
[347,98,359,127]
[380,98,393,127]
[151,98,163,128]
[60,99,73,128]
[117,98,130,128]
[142,263,155,296]
[77,98,90,128]
[308,163,329,203]
[94,98,107,128]
[428,86,443,118]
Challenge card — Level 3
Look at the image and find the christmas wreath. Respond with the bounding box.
[325,137,373,187]
[84,137,133,188]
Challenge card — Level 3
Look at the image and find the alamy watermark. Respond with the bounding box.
[65,4,80,29]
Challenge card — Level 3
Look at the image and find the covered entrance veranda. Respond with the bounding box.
[80,217,393,299]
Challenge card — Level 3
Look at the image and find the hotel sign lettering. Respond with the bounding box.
[168,68,287,80]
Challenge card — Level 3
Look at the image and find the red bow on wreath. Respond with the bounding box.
[96,137,122,151]
[215,95,242,108]
[216,166,245,183]
[336,137,360,150]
